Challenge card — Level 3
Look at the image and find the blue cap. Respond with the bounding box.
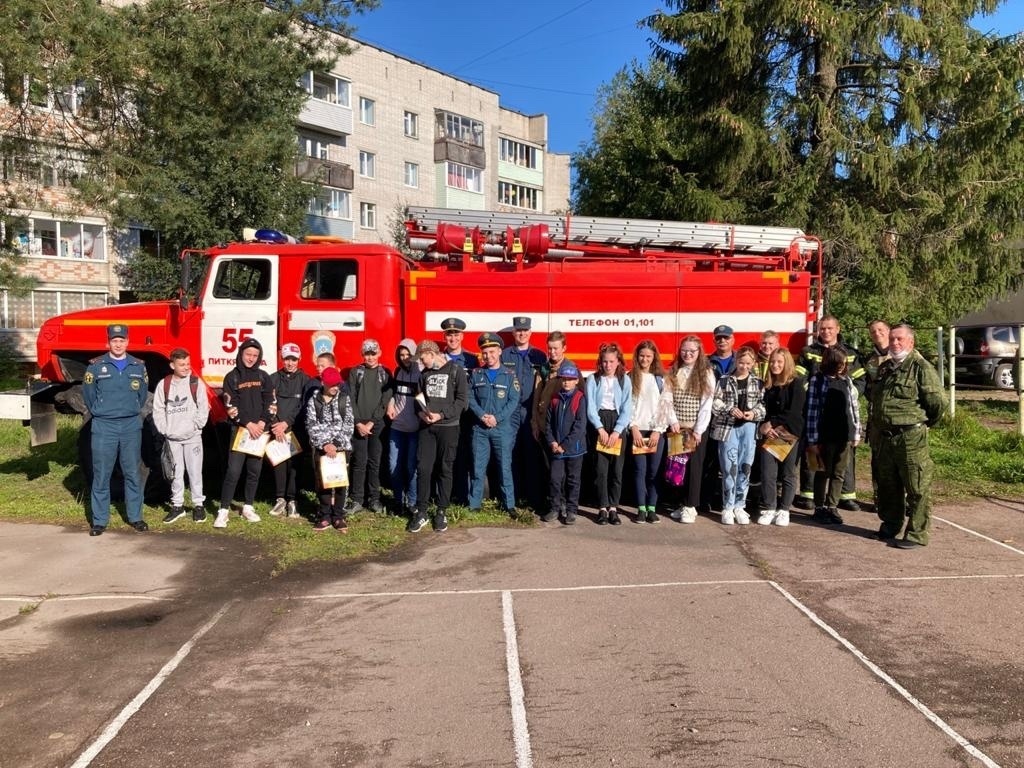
[478,332,502,350]
[512,316,532,330]
[713,324,734,338]
[557,361,580,379]
[107,324,128,340]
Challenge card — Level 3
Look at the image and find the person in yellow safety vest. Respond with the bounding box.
[793,315,866,512]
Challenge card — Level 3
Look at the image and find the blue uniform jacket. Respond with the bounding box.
[83,354,148,418]
[468,367,519,427]
[584,374,633,434]
[501,345,546,405]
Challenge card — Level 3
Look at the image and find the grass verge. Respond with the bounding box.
[0,415,533,574]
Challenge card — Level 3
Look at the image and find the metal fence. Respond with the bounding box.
[937,324,1024,435]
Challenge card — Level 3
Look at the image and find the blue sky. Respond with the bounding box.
[351,1,1024,157]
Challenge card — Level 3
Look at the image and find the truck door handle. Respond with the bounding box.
[343,321,362,327]
[256,320,275,326]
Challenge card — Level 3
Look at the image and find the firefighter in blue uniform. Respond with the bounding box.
[501,315,547,506]
[82,324,150,535]
[441,316,477,503]
[468,332,520,515]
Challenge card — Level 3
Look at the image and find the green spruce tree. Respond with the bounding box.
[575,2,1024,333]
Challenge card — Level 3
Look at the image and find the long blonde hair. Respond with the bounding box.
[764,348,796,387]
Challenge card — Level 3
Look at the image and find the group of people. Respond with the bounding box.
[83,313,945,548]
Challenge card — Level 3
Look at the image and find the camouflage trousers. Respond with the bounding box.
[873,424,933,544]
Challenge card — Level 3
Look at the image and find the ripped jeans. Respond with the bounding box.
[718,420,756,511]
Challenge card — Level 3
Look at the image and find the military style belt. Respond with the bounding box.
[881,422,924,438]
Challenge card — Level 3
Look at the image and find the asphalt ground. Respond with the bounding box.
[1,496,1022,768]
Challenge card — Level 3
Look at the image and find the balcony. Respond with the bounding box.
[434,138,486,170]
[297,99,353,137]
[294,158,354,190]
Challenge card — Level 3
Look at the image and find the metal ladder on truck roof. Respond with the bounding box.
[405,206,819,258]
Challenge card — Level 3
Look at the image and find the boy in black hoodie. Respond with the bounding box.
[215,338,274,528]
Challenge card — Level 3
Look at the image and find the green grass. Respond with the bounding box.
[930,407,1024,496]
[0,415,533,574]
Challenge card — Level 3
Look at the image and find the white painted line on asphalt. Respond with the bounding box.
[502,591,534,768]
[769,581,1002,768]
[0,594,169,603]
[935,515,1024,557]
[68,599,236,768]
[289,579,767,600]
[802,573,1024,584]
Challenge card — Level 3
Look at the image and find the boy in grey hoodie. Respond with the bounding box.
[153,348,210,523]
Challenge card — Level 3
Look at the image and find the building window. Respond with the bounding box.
[2,289,106,330]
[404,162,419,188]
[302,71,350,107]
[359,202,377,230]
[437,111,484,147]
[358,151,375,178]
[11,218,105,259]
[446,161,483,193]
[359,96,375,126]
[299,135,329,160]
[500,138,539,169]
[498,181,540,210]
[403,110,418,138]
[308,188,350,219]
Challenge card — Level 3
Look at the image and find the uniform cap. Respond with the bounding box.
[477,332,503,350]
[107,324,128,340]
[320,367,342,387]
[557,361,580,379]
[713,324,734,338]
[441,317,467,332]
[361,338,381,355]
[512,316,532,330]
[280,342,301,360]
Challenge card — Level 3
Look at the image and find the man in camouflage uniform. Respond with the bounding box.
[870,324,945,549]
[794,315,867,511]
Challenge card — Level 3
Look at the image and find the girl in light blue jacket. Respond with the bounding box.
[586,343,633,525]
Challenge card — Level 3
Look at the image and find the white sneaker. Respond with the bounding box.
[680,506,698,524]
[669,508,683,521]
[774,509,790,527]
[213,509,230,528]
[241,505,261,523]
[269,498,286,516]
[721,509,735,525]
[757,510,776,526]
[734,508,751,525]
[286,500,299,518]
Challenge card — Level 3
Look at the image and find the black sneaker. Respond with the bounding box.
[540,509,558,523]
[130,520,149,532]
[433,512,448,532]
[824,508,845,525]
[89,525,105,537]
[596,508,609,525]
[646,508,659,524]
[838,498,861,512]
[191,506,207,523]
[367,501,384,514]
[563,510,577,525]
[608,509,622,525]
[793,496,815,511]
[406,513,428,533]
[163,507,185,524]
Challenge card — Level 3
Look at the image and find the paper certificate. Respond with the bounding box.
[319,453,349,488]
[265,432,302,466]
[631,440,657,455]
[667,431,697,456]
[231,427,271,457]
[596,440,622,456]
[805,447,824,473]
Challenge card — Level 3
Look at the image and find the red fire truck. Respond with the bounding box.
[2,207,821,444]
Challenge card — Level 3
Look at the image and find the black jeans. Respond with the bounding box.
[549,455,584,515]
[592,409,625,509]
[220,450,263,507]
[416,424,459,516]
[350,427,383,506]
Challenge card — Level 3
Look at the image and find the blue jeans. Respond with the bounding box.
[388,428,418,509]
[718,421,756,510]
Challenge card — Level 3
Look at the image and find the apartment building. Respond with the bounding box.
[1,35,570,361]
[298,37,571,241]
